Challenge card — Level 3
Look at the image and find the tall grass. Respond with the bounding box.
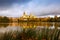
[0,28,60,40]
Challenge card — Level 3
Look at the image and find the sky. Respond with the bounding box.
[0,0,60,17]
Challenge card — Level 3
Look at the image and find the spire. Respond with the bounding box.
[23,12,25,15]
[23,12,26,16]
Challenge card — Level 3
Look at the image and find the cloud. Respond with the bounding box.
[0,0,32,7]
[32,4,60,16]
[21,0,60,16]
[0,0,60,17]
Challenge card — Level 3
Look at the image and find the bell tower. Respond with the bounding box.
[23,12,26,16]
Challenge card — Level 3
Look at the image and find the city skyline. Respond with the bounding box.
[0,0,60,17]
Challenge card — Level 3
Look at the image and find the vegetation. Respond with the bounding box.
[0,16,60,23]
[0,16,10,23]
[18,16,60,22]
[0,28,60,40]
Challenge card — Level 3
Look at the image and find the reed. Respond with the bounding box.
[0,28,59,40]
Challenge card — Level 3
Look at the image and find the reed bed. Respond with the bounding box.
[0,28,60,40]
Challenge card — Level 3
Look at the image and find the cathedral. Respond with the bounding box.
[21,12,36,18]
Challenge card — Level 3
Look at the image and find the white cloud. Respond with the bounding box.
[23,1,60,16]
[0,0,60,17]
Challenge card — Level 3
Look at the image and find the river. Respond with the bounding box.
[0,22,60,40]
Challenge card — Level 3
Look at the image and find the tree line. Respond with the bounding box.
[0,16,10,23]
[0,16,60,23]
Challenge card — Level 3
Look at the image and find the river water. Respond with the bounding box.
[0,22,60,40]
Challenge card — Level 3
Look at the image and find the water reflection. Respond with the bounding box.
[0,23,9,27]
[0,22,60,28]
[0,22,60,40]
[18,22,60,29]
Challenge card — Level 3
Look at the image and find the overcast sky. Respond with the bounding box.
[0,0,60,17]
